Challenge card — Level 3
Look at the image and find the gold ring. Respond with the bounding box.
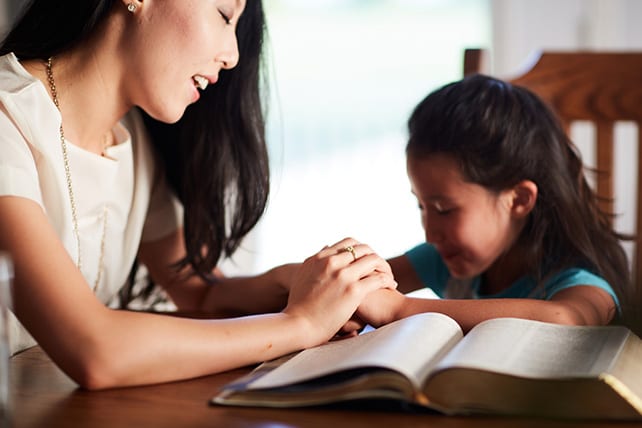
[343,245,357,261]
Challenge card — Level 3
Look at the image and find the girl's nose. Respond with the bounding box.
[424,221,443,245]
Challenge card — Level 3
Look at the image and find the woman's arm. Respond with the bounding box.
[138,230,298,316]
[0,196,394,390]
[357,285,616,333]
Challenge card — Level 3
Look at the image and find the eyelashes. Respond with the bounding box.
[219,10,231,24]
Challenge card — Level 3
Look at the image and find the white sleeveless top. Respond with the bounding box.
[0,53,183,354]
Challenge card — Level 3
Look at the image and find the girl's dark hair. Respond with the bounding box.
[1,1,269,287]
[406,74,633,327]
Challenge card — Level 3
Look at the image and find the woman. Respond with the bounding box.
[0,0,395,389]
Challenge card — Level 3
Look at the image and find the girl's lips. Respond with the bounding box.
[438,248,459,261]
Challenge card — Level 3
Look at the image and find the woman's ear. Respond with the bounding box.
[122,0,142,13]
[511,180,538,218]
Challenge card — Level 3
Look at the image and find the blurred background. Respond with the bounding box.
[1,0,641,274]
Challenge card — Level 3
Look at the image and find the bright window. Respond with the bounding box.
[225,0,491,273]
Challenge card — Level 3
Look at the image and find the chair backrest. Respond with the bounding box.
[463,48,642,284]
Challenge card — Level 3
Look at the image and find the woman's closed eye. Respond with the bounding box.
[218,9,232,24]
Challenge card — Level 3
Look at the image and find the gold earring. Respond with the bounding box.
[127,3,137,12]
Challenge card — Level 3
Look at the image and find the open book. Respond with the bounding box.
[212,313,642,420]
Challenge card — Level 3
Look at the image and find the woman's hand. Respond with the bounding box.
[283,237,396,347]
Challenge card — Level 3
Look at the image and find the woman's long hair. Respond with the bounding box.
[1,0,270,294]
[140,1,269,282]
[406,74,636,330]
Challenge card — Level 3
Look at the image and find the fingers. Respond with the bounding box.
[350,269,397,295]
[321,238,390,274]
[339,245,357,262]
[331,239,396,289]
[284,237,397,345]
[318,237,362,262]
[339,316,366,336]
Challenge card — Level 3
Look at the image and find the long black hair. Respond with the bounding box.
[140,2,269,282]
[407,74,635,329]
[1,0,270,285]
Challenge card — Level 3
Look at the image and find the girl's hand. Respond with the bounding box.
[356,288,407,328]
[335,315,367,338]
[266,262,301,292]
[283,237,396,347]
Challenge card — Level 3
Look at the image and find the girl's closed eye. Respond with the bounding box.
[416,199,453,214]
[433,201,454,215]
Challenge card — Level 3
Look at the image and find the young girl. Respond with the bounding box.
[357,74,634,333]
[0,0,395,389]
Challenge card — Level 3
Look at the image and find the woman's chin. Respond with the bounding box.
[143,107,187,125]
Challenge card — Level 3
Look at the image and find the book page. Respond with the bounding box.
[433,317,629,379]
[249,312,463,390]
[405,288,440,299]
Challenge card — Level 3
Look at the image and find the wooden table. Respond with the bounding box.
[8,346,641,428]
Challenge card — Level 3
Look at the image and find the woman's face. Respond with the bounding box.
[407,154,522,279]
[124,0,246,123]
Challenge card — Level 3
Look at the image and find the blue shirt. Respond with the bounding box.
[405,242,620,309]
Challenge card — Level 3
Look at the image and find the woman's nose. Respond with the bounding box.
[217,32,240,70]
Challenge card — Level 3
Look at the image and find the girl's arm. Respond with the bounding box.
[357,285,616,333]
[0,196,394,390]
[387,254,425,295]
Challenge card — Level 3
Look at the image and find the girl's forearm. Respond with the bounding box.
[397,292,609,332]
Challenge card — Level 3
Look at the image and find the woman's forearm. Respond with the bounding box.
[70,309,310,390]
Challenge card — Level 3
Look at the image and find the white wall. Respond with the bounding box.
[490,0,642,259]
[491,0,642,75]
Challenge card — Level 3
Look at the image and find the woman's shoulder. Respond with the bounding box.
[0,53,42,96]
[0,53,59,155]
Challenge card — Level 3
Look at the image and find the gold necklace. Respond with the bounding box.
[45,57,107,291]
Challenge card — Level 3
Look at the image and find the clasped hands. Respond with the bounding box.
[281,237,404,347]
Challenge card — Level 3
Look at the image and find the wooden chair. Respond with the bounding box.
[463,48,642,284]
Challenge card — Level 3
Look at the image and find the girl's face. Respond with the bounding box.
[124,0,246,123]
[407,154,524,279]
